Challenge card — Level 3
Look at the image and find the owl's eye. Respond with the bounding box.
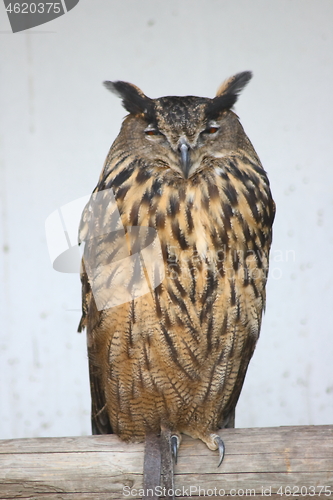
[204,126,220,134]
[144,127,161,136]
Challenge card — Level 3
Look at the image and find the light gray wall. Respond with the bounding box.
[0,0,332,439]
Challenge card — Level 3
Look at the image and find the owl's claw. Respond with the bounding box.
[214,435,225,467]
[171,434,180,464]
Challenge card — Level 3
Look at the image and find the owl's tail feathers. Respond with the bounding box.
[143,430,178,500]
[143,433,161,500]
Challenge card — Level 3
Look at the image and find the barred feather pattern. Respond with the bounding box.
[79,78,275,451]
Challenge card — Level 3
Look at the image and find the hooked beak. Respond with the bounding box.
[178,139,191,178]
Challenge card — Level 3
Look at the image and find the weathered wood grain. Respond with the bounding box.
[0,426,332,499]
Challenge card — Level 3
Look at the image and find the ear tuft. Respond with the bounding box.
[103,81,154,119]
[216,71,252,98]
[206,71,253,119]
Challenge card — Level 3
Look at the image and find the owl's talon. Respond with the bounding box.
[171,434,179,464]
[214,436,225,467]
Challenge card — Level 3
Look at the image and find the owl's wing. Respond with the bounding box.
[217,332,258,430]
[78,191,113,434]
[78,260,113,435]
[89,360,113,435]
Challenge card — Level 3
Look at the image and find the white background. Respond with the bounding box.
[0,0,332,439]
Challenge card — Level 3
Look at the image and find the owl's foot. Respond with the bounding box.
[203,433,225,467]
[214,435,225,467]
[171,433,180,464]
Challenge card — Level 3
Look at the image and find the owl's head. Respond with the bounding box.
[104,72,253,178]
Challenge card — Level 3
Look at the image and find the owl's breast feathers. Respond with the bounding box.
[79,150,274,442]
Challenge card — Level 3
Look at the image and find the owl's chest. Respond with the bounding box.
[119,175,234,249]
[115,165,266,277]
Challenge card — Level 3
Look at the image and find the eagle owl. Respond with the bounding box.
[78,72,275,486]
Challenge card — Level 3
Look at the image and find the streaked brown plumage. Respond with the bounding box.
[78,72,275,459]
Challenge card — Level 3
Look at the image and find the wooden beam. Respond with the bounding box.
[0,425,332,499]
